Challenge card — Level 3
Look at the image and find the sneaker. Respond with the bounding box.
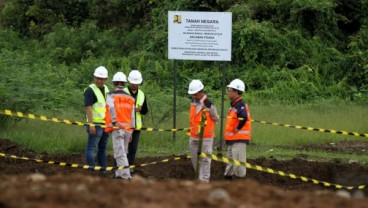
[115,176,132,180]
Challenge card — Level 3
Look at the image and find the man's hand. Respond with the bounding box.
[135,106,142,112]
[89,125,96,136]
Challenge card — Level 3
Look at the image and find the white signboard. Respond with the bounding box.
[168,11,232,61]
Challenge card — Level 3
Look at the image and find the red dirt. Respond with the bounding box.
[1,138,368,208]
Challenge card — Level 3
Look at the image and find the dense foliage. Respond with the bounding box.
[0,0,367,121]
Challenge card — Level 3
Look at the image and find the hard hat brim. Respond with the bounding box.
[128,78,142,84]
[94,74,108,78]
[227,84,244,92]
[188,90,198,95]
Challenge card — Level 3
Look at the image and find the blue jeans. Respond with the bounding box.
[85,125,109,170]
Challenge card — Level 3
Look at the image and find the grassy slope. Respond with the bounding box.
[1,101,367,164]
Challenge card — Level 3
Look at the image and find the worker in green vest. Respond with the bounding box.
[84,66,110,172]
[124,69,148,174]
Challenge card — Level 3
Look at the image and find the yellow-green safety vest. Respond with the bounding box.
[87,84,109,124]
[124,88,145,130]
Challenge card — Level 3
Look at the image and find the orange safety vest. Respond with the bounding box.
[105,91,135,133]
[189,101,215,139]
[224,99,251,141]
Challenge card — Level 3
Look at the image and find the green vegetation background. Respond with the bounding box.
[0,0,367,162]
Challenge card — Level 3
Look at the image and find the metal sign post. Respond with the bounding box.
[219,63,227,152]
[173,60,178,141]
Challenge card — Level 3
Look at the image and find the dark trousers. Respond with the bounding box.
[128,130,140,165]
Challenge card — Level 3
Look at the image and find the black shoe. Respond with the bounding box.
[224,175,233,181]
[115,176,132,180]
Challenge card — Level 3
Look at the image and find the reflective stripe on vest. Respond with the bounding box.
[88,84,109,124]
[224,104,251,141]
[189,102,215,139]
[124,88,145,130]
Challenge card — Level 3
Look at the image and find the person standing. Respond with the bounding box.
[84,66,110,171]
[224,79,252,180]
[124,70,148,173]
[105,72,135,179]
[188,80,219,183]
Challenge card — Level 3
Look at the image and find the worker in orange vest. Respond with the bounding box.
[224,79,252,180]
[188,80,219,182]
[105,72,135,179]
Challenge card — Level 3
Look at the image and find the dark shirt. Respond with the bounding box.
[203,98,212,109]
[226,97,249,145]
[231,98,247,130]
[126,87,148,115]
[191,98,213,108]
[84,86,107,107]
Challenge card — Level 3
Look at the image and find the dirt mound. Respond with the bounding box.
[1,138,368,208]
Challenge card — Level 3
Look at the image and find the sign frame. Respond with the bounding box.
[168,11,232,61]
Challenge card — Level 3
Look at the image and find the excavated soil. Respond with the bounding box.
[1,138,368,208]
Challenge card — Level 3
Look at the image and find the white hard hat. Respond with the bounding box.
[94,66,108,78]
[188,80,204,95]
[128,70,143,84]
[112,72,127,82]
[227,79,245,92]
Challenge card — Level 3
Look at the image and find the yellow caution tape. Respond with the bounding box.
[225,116,368,138]
[0,109,190,132]
[200,152,366,190]
[2,109,366,137]
[0,152,191,171]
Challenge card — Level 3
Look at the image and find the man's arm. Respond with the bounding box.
[106,93,116,123]
[236,103,247,131]
[86,106,93,124]
[203,98,219,122]
[85,106,96,135]
[209,105,220,122]
[84,88,96,135]
[140,97,148,115]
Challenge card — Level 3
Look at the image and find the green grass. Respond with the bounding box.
[0,101,367,165]
[0,117,86,154]
[248,143,368,163]
[251,102,367,145]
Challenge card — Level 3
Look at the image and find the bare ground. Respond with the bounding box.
[1,138,368,208]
